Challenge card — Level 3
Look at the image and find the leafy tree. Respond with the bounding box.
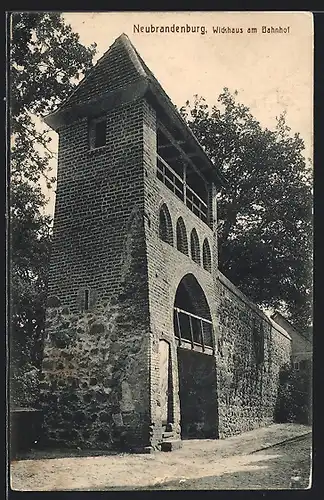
[180,89,312,332]
[275,362,312,424]
[10,12,97,405]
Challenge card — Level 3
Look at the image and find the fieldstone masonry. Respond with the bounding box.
[41,33,292,452]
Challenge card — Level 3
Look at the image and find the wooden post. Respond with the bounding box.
[200,319,205,352]
[188,315,194,348]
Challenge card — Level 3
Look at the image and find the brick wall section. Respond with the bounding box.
[290,331,312,361]
[142,100,219,445]
[41,98,153,451]
[271,314,312,362]
[48,99,145,308]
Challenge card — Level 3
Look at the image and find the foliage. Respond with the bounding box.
[180,90,313,331]
[10,363,41,408]
[275,362,312,425]
[11,12,96,185]
[10,12,97,406]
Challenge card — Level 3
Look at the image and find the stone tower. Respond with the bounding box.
[41,33,291,452]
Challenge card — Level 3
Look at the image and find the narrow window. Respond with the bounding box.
[299,360,307,370]
[190,229,201,265]
[202,238,212,272]
[94,120,106,148]
[176,217,188,255]
[89,116,106,149]
[253,320,264,365]
[84,289,90,311]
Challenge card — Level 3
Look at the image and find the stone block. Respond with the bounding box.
[161,439,182,452]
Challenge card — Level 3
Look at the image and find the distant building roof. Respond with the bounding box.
[270,311,312,345]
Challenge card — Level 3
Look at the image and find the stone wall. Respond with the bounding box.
[41,206,152,450]
[215,272,292,438]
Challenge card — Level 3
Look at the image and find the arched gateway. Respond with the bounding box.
[173,274,213,349]
[173,274,219,439]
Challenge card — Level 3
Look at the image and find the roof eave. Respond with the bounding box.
[145,81,227,188]
[43,78,149,131]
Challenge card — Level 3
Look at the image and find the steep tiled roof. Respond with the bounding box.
[60,34,146,109]
[53,33,180,115]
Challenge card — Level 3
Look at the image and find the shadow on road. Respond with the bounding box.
[11,448,124,461]
[73,435,312,491]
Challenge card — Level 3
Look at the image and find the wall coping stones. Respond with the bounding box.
[268,317,292,341]
[217,271,292,342]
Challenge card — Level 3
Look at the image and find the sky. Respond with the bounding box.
[41,11,314,214]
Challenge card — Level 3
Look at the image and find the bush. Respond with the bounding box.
[275,362,312,425]
[10,362,41,408]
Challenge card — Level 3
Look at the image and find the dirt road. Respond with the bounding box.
[10,423,311,491]
[135,434,312,490]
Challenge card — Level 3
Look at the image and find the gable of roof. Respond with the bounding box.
[271,312,312,344]
[61,34,146,110]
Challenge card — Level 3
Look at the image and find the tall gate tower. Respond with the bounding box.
[41,33,223,452]
[41,33,290,453]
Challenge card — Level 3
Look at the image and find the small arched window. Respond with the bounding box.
[202,238,212,272]
[176,217,188,255]
[190,229,201,265]
[159,204,173,245]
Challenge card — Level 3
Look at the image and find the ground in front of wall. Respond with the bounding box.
[133,434,312,490]
[10,423,312,491]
